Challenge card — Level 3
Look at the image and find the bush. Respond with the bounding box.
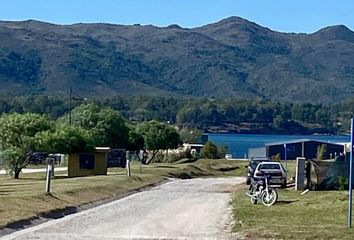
[271,153,281,161]
[338,176,349,190]
[152,149,191,163]
[317,144,327,160]
[201,141,227,159]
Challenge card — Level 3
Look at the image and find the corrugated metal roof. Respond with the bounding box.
[265,139,347,147]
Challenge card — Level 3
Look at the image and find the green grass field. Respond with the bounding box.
[0,159,247,228]
[232,159,354,239]
[232,189,354,239]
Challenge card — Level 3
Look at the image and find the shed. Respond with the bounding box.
[182,143,204,155]
[68,147,110,177]
[266,139,346,160]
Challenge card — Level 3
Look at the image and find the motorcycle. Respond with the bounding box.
[245,172,278,207]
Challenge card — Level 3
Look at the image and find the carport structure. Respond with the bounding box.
[265,139,346,160]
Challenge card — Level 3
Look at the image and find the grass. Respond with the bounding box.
[0,159,247,228]
[232,189,354,239]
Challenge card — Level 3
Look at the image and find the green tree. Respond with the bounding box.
[63,103,130,148]
[179,127,202,143]
[176,105,202,125]
[201,141,218,159]
[136,120,180,164]
[201,141,227,159]
[126,129,145,152]
[125,128,145,160]
[34,123,94,154]
[0,113,51,178]
[273,115,286,129]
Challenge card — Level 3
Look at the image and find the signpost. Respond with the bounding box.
[348,118,354,228]
[284,143,288,172]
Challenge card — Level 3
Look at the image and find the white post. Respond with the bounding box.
[45,163,52,194]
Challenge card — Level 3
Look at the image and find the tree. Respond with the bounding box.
[0,113,51,178]
[201,141,227,159]
[179,127,202,143]
[176,105,202,125]
[136,120,180,164]
[126,128,145,152]
[125,127,145,160]
[201,141,218,159]
[62,103,130,148]
[34,123,94,154]
[273,115,286,129]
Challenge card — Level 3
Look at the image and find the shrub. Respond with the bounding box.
[201,141,228,159]
[338,176,349,190]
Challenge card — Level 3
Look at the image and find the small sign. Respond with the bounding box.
[107,149,126,168]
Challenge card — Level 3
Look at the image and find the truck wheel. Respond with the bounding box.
[246,177,250,185]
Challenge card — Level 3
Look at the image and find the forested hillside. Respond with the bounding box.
[0,95,352,134]
[0,17,354,102]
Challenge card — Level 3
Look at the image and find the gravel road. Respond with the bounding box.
[1,177,245,240]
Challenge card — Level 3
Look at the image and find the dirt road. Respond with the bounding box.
[1,177,245,240]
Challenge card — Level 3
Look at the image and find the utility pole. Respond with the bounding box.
[69,87,72,126]
[348,118,353,228]
[284,144,287,170]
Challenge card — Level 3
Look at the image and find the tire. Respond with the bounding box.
[246,177,251,185]
[261,189,278,207]
[281,179,287,188]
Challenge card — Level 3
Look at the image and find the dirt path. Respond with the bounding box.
[0,167,67,175]
[1,177,245,240]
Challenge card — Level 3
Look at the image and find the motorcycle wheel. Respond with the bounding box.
[261,189,278,207]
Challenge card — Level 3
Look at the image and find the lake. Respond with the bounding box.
[207,133,350,158]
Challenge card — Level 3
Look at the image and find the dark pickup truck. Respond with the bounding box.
[246,157,270,185]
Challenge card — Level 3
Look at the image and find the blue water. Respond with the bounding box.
[207,133,350,158]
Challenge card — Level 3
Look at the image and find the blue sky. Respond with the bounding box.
[1,0,353,33]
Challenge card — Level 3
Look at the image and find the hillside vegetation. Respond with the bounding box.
[0,17,354,103]
[1,95,354,134]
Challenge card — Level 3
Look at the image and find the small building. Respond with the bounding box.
[265,139,346,160]
[68,147,110,177]
[182,143,204,155]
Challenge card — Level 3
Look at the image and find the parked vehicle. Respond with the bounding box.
[253,162,287,188]
[246,172,278,206]
[225,154,233,160]
[246,157,270,185]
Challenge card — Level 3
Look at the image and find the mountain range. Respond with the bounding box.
[0,16,354,103]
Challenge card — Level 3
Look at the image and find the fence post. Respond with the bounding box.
[295,157,306,191]
[45,163,52,194]
[126,159,131,176]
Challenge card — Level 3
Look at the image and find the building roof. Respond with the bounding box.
[265,139,347,147]
[183,143,204,147]
[95,147,111,153]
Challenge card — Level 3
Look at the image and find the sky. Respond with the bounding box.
[1,0,354,33]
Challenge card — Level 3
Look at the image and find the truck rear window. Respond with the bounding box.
[259,164,281,170]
